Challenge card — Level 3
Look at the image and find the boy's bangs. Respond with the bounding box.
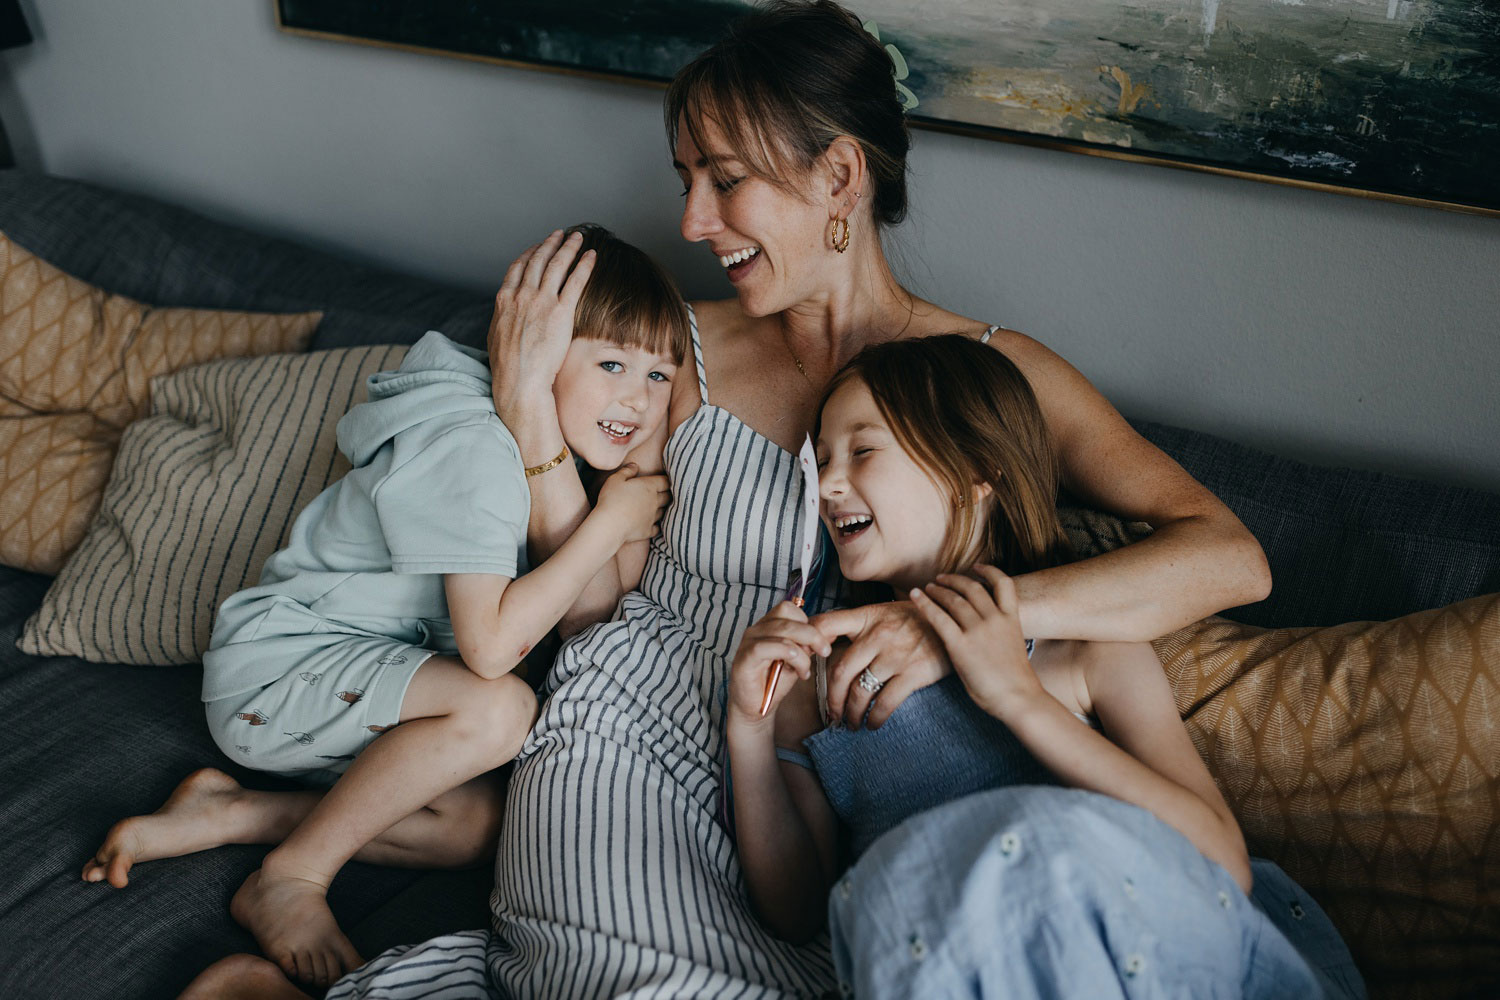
[575,295,688,366]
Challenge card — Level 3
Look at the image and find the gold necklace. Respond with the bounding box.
[780,328,815,387]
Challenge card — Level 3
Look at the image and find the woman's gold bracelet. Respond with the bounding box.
[524,444,571,478]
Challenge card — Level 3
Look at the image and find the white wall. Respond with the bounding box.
[4,1,1498,490]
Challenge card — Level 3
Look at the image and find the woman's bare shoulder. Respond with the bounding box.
[686,298,752,342]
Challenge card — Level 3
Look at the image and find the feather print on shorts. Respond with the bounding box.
[285,731,315,746]
[299,672,321,685]
[336,689,364,705]
[237,710,268,726]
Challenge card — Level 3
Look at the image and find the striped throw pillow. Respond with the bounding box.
[19,345,407,665]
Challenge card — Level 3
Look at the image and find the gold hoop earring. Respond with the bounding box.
[830,217,851,254]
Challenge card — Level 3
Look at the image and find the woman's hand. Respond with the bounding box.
[593,463,671,544]
[908,565,1044,719]
[488,229,596,425]
[728,602,831,729]
[812,601,950,729]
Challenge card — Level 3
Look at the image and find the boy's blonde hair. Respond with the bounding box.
[565,223,689,365]
[820,334,1075,576]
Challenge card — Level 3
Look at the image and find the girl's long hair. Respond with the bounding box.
[821,334,1074,576]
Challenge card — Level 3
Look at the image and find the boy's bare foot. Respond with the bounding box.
[82,768,247,888]
[231,867,364,986]
[178,953,313,1000]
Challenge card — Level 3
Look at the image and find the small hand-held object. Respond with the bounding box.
[760,435,821,716]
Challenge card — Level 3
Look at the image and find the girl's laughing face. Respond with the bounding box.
[816,378,955,592]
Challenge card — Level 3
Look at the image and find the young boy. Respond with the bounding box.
[80,225,687,987]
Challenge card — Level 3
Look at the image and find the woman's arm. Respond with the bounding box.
[912,567,1251,891]
[725,604,839,942]
[488,231,658,634]
[994,330,1271,641]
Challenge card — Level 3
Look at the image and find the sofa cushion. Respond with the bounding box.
[0,232,320,574]
[20,345,407,665]
[1135,420,1500,629]
[1152,594,1500,999]
[0,560,488,1000]
[0,171,490,351]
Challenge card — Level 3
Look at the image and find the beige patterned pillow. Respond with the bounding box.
[0,232,321,574]
[1153,595,1500,999]
[19,344,407,665]
[1057,504,1152,558]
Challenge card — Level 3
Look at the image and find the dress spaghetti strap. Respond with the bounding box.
[685,303,710,405]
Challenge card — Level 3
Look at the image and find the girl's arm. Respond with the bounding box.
[445,465,668,679]
[725,603,839,942]
[912,567,1252,892]
[989,330,1272,642]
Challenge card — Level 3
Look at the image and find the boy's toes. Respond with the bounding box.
[81,850,129,887]
[336,937,364,976]
[270,948,298,982]
[106,853,132,888]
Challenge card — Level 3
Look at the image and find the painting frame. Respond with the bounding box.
[273,1,1500,219]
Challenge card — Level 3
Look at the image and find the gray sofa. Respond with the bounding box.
[0,170,1496,999]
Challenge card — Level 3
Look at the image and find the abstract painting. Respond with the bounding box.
[276,1,1500,216]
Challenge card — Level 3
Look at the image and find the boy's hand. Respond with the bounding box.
[595,464,671,543]
[728,602,831,728]
[908,565,1043,719]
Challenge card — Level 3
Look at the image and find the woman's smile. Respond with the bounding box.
[718,245,763,284]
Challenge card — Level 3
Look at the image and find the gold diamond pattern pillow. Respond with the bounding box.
[1153,594,1500,998]
[0,232,321,574]
[19,344,407,665]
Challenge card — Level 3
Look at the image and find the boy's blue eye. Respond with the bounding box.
[648,371,671,382]
[599,361,623,373]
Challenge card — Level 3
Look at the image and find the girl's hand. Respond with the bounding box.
[812,601,950,729]
[488,229,596,422]
[594,464,671,544]
[908,565,1044,719]
[728,603,831,728]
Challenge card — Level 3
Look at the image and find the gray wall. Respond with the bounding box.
[4,1,1497,490]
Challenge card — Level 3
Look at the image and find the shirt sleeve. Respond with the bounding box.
[373,422,529,577]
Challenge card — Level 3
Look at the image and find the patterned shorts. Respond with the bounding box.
[205,635,433,786]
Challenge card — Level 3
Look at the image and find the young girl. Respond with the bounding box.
[81,225,684,989]
[727,334,1364,997]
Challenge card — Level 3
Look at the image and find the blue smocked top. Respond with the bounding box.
[803,648,1094,859]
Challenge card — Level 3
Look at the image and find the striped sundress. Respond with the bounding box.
[331,306,838,998]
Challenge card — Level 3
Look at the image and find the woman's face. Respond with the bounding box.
[673,116,830,317]
[816,378,954,592]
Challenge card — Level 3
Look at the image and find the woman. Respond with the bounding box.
[488,1,1263,994]
[183,3,1269,998]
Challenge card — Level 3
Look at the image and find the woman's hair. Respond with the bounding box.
[664,0,912,229]
[820,335,1075,576]
[566,223,689,365]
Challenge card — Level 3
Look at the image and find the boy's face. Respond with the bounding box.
[553,338,678,469]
